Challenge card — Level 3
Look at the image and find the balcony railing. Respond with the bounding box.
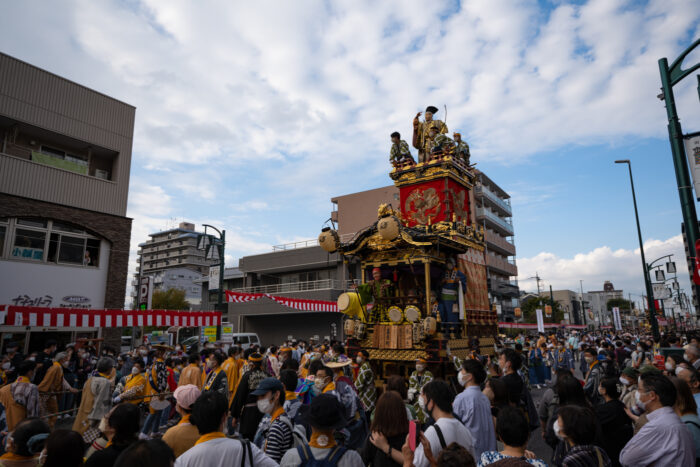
[230,279,353,295]
[272,233,356,251]
[486,254,518,276]
[475,185,512,216]
[485,231,516,256]
[475,207,514,236]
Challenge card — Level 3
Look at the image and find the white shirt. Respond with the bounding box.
[280,445,364,467]
[413,417,475,467]
[174,437,277,467]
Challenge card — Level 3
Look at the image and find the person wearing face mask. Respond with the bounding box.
[408,358,433,424]
[113,361,145,405]
[203,352,228,399]
[618,367,639,410]
[230,353,269,441]
[497,349,524,408]
[73,357,116,444]
[582,348,603,406]
[176,391,277,467]
[222,347,241,407]
[477,407,546,467]
[594,378,632,467]
[250,378,293,462]
[620,373,695,467]
[685,345,700,371]
[162,384,201,458]
[411,380,475,467]
[0,360,40,432]
[140,345,171,438]
[554,405,611,466]
[353,350,376,415]
[0,417,49,467]
[453,359,496,458]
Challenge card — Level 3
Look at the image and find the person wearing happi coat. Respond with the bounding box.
[37,351,76,429]
[72,357,115,443]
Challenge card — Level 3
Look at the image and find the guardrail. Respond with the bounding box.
[230,279,353,294]
[272,233,356,251]
[476,207,514,236]
[475,185,512,215]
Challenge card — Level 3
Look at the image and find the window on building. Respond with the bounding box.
[0,224,5,257]
[12,228,46,261]
[6,219,101,266]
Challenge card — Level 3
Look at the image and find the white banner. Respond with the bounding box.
[684,134,700,201]
[209,265,220,291]
[536,308,544,333]
[652,283,671,300]
[612,307,622,331]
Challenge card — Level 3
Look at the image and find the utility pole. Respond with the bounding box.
[580,280,587,327]
[615,159,660,340]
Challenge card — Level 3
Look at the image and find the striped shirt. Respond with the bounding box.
[263,415,293,462]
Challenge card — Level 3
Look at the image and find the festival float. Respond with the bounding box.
[318,106,497,380]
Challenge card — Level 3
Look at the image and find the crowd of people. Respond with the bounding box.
[0,330,699,466]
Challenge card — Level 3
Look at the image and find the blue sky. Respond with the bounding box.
[1,0,700,304]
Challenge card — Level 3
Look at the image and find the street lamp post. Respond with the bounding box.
[615,160,659,340]
[579,279,587,327]
[659,39,700,317]
[198,225,226,313]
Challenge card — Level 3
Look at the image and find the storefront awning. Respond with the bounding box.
[0,305,221,328]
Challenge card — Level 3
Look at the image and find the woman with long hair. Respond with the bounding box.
[364,390,410,466]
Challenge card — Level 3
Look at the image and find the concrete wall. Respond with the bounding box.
[240,246,343,277]
[0,53,135,217]
[332,185,399,236]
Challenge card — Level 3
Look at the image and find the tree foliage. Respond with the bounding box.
[607,298,633,312]
[151,288,190,310]
[521,295,565,323]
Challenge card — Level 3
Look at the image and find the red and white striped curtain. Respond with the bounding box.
[0,305,221,328]
[225,290,338,312]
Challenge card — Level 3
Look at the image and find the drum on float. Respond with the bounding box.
[404,305,421,323]
[337,292,366,322]
[387,306,403,324]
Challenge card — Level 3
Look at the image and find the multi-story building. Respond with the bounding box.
[132,222,217,307]
[0,53,134,310]
[473,171,519,320]
[539,290,589,325]
[587,281,624,325]
[0,53,135,349]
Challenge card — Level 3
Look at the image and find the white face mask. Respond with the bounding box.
[665,362,674,371]
[356,356,363,364]
[131,367,140,375]
[416,364,426,372]
[312,378,327,395]
[685,353,692,361]
[458,371,468,387]
[256,397,274,414]
[635,390,647,411]
[584,356,595,364]
[619,376,630,385]
[676,367,685,376]
[1,362,10,370]
[553,419,564,440]
[207,360,215,369]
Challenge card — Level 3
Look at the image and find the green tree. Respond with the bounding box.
[521,296,565,324]
[607,298,633,313]
[151,288,190,310]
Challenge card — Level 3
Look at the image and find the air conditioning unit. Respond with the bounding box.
[95,169,110,180]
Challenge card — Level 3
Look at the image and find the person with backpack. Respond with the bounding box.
[251,377,294,462]
[280,393,364,466]
[411,380,475,467]
[174,391,276,467]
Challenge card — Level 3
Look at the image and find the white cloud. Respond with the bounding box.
[517,234,691,299]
